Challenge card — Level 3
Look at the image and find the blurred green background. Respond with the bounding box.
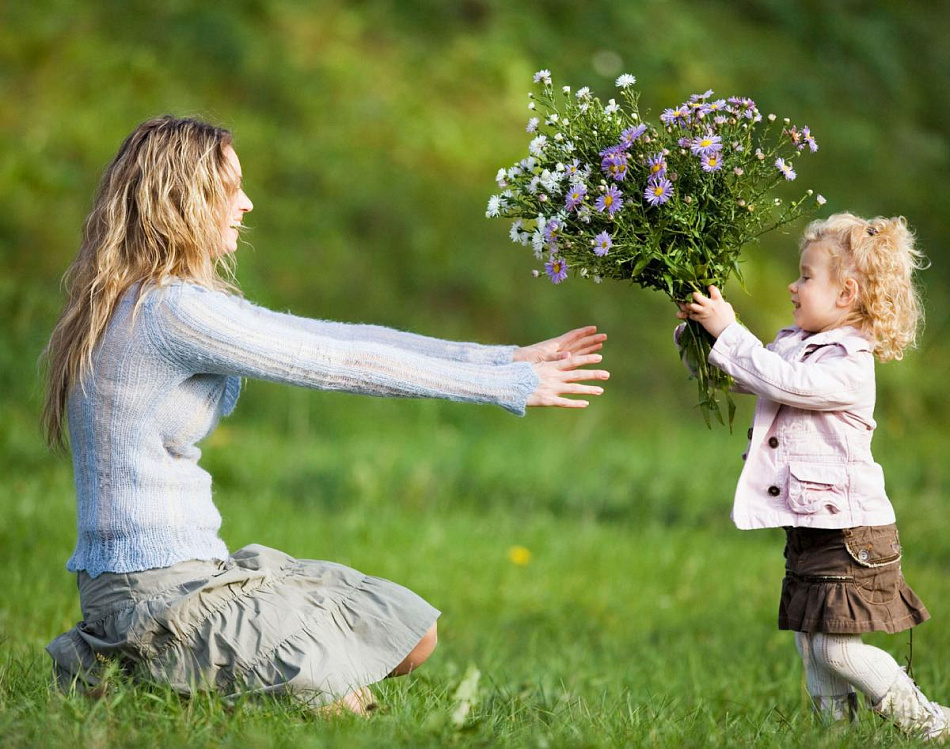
[2,2,950,745]
[2,0,948,431]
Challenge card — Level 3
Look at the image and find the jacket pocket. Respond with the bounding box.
[787,462,848,515]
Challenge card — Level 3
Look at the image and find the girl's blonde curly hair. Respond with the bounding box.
[800,212,927,362]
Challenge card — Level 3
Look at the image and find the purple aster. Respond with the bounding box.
[595,184,624,215]
[701,153,723,172]
[599,145,629,181]
[619,123,647,147]
[644,177,673,207]
[565,158,583,178]
[690,132,723,157]
[565,183,588,211]
[775,158,797,181]
[661,105,690,128]
[660,108,678,127]
[543,218,563,248]
[706,98,727,114]
[729,97,757,119]
[592,231,612,257]
[545,255,568,284]
[677,137,691,148]
[803,126,818,153]
[690,89,715,101]
[647,152,667,178]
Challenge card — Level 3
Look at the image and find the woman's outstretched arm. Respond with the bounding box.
[146,282,607,415]
[253,306,605,367]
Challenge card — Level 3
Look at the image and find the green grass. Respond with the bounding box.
[2,393,949,747]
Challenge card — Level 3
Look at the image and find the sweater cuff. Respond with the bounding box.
[503,362,540,416]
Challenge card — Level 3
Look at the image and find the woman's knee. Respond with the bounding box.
[391,623,438,676]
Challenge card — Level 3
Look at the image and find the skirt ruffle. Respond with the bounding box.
[778,524,929,634]
[47,544,439,705]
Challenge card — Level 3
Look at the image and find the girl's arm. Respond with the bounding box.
[708,323,871,410]
[145,282,607,415]
[680,287,871,411]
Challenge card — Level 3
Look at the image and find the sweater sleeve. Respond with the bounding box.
[145,283,538,415]
[708,322,872,411]
[250,304,517,365]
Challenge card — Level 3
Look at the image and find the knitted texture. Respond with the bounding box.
[67,280,539,577]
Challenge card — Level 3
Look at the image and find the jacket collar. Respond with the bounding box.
[780,325,873,355]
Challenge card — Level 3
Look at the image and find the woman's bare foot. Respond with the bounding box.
[320,686,378,717]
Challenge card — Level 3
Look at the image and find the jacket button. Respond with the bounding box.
[768,437,779,448]
[768,486,781,497]
[747,428,753,440]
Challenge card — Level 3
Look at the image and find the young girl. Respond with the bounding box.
[678,213,947,738]
[43,116,609,714]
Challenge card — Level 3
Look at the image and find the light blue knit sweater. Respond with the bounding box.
[66,280,539,577]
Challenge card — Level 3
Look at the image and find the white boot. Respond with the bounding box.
[812,692,859,723]
[874,668,950,741]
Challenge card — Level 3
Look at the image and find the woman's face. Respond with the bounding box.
[220,145,253,255]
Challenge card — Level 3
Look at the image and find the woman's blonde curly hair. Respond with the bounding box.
[41,116,242,450]
[800,212,927,362]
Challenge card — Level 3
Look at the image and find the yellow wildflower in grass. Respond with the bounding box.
[507,545,532,566]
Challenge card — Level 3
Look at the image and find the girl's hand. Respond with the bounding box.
[676,286,736,338]
[526,353,609,408]
[513,326,606,363]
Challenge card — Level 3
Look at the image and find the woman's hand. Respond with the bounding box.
[676,286,736,338]
[526,353,609,408]
[513,326,606,363]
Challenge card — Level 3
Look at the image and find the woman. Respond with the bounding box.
[43,116,608,713]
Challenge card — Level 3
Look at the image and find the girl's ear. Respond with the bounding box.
[838,277,859,308]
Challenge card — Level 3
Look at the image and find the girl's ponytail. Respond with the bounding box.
[801,213,926,361]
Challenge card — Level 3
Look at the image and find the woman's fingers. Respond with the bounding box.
[557,352,603,369]
[559,382,606,395]
[561,329,605,353]
[560,368,609,383]
[554,398,588,408]
[573,342,604,356]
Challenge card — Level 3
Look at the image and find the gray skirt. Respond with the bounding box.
[46,544,440,706]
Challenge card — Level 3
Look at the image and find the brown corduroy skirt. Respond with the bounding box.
[779,524,929,634]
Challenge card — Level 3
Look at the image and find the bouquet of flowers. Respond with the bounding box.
[487,70,824,427]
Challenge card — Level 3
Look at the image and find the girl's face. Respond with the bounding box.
[220,145,253,255]
[787,240,854,333]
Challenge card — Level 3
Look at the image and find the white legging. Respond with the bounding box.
[795,631,900,705]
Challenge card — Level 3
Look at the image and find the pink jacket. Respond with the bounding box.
[707,322,895,530]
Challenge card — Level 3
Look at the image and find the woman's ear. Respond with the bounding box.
[838,277,859,308]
